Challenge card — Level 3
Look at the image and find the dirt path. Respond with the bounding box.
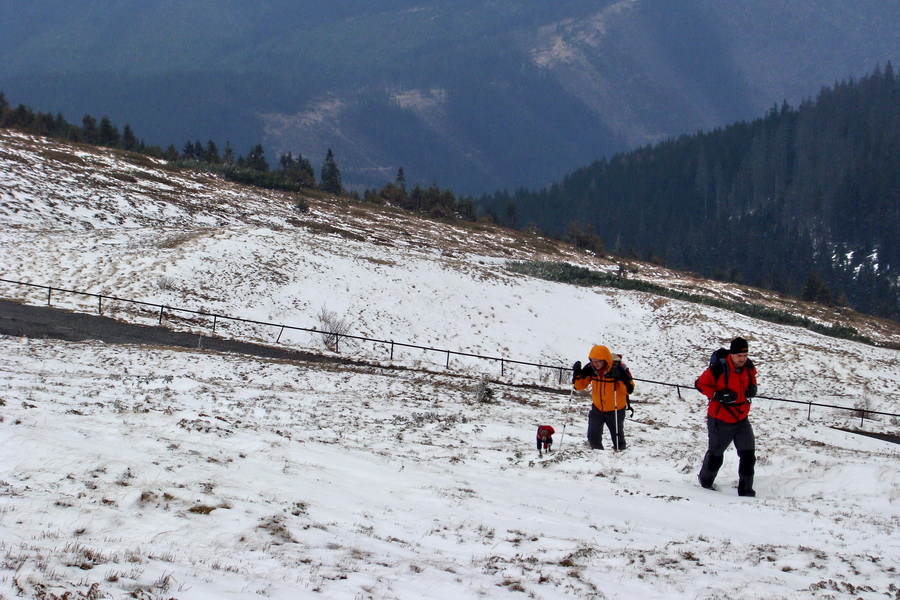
[0,298,341,365]
[0,298,570,398]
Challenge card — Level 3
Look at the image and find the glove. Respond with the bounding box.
[713,390,738,405]
[572,360,594,380]
[745,383,757,399]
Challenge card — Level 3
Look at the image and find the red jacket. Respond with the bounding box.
[536,425,555,440]
[695,354,757,423]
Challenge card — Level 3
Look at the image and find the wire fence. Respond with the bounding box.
[630,377,898,428]
[2,276,898,427]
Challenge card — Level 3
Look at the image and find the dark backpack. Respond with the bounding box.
[695,347,756,399]
[707,348,731,382]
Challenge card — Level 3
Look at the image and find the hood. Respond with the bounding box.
[588,345,613,363]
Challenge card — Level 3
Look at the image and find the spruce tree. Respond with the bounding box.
[98,117,120,147]
[223,142,235,165]
[81,115,98,144]
[320,148,342,194]
[164,145,180,161]
[245,144,269,172]
[122,124,139,151]
[205,140,220,164]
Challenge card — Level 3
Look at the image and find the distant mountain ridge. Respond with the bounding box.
[1,1,899,193]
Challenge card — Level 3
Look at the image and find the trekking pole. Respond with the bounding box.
[613,384,620,452]
[558,387,572,451]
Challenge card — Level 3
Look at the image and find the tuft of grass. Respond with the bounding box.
[108,172,137,184]
[188,504,216,515]
[39,149,86,165]
[473,375,494,403]
[316,306,352,352]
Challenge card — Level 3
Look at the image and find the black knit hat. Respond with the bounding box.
[729,337,749,354]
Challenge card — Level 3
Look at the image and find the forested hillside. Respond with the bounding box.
[483,65,900,320]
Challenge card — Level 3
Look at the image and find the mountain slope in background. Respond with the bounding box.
[1,129,899,599]
[1,0,898,193]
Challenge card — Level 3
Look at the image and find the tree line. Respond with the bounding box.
[357,167,478,221]
[481,64,900,321]
[0,91,484,221]
[0,92,343,195]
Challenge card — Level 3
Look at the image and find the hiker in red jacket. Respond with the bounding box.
[536,425,555,456]
[695,336,759,496]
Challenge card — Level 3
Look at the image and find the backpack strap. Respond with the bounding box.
[714,399,741,420]
[707,351,739,419]
[709,352,730,391]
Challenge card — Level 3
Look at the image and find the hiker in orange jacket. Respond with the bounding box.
[573,345,634,451]
[695,336,759,496]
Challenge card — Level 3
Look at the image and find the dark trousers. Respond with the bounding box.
[587,405,626,450]
[699,416,756,493]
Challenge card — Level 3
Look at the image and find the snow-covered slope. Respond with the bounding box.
[1,130,898,599]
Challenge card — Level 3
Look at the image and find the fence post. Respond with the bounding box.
[158,305,164,324]
[276,325,285,343]
[47,287,52,306]
[807,402,812,421]
[501,359,505,376]
[98,296,102,315]
[212,315,217,333]
[390,342,394,361]
[446,351,450,368]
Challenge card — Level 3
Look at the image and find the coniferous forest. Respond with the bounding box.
[0,92,328,194]
[483,65,900,320]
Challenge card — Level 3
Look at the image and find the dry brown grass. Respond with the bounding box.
[39,149,86,165]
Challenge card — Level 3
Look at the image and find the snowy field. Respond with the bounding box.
[1,130,899,599]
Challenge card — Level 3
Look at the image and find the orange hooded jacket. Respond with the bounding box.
[573,345,634,412]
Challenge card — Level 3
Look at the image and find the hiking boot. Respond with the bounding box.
[738,488,756,497]
[698,476,715,490]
